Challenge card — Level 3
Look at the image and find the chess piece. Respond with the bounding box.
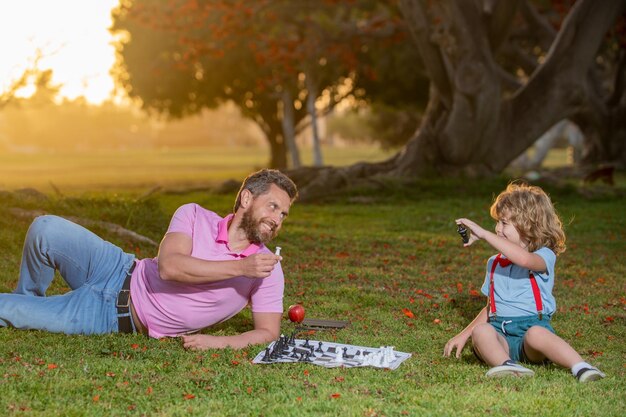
[261,347,272,362]
[315,341,324,353]
[275,246,282,256]
[457,224,470,244]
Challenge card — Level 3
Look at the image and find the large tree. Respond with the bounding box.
[290,0,626,199]
[111,0,406,169]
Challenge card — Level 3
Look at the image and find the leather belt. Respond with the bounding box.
[117,262,136,333]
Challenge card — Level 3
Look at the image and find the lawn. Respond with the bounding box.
[0,174,624,416]
[0,145,396,195]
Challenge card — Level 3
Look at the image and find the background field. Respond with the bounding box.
[0,168,624,416]
[0,145,396,195]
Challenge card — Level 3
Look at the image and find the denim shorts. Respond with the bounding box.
[488,315,555,363]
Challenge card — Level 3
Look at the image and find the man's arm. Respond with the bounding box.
[157,232,281,283]
[180,312,281,350]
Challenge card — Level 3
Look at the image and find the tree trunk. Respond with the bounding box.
[267,133,288,170]
[248,99,290,169]
[306,74,324,167]
[281,90,301,168]
[288,0,625,200]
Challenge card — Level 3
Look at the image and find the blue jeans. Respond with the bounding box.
[0,215,135,334]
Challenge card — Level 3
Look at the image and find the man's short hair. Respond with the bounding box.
[233,169,298,212]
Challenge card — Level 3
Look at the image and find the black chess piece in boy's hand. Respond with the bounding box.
[457,224,470,244]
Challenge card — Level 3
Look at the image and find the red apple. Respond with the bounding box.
[287,304,305,323]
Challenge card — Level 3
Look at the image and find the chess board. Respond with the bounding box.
[252,337,411,370]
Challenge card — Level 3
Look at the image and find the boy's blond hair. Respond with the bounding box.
[490,183,566,255]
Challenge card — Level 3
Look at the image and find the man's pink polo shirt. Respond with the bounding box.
[130,203,284,338]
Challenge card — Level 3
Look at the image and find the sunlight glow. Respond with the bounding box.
[0,0,120,104]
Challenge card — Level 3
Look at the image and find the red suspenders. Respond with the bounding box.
[489,253,543,320]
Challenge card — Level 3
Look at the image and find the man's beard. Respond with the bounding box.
[239,209,277,245]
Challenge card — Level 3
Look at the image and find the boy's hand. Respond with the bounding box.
[455,218,483,246]
[444,332,470,358]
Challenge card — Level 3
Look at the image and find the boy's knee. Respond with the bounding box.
[524,326,549,344]
[471,323,492,340]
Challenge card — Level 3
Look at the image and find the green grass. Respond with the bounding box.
[0,177,624,416]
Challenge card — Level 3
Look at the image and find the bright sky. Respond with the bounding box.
[0,0,120,104]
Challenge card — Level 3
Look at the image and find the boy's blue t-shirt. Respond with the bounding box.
[481,247,557,317]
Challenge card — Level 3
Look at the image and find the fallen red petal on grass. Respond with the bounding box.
[334,376,344,382]
[131,343,139,349]
[469,289,480,297]
[183,394,195,400]
[331,393,341,398]
[146,387,153,395]
[456,283,463,293]
[303,370,309,376]
[335,252,349,258]
[47,364,58,370]
[231,361,240,365]
[604,316,615,323]
[433,319,441,324]
[402,308,415,318]
[92,395,100,402]
[106,372,115,377]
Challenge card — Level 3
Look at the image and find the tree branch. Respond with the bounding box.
[9,208,158,247]
[484,0,522,53]
[499,0,626,169]
[398,0,453,108]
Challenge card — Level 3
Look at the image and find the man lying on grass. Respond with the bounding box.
[0,169,298,350]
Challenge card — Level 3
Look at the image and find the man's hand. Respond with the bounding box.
[239,253,282,279]
[180,312,281,350]
[181,334,227,350]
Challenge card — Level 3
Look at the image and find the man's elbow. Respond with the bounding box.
[261,326,280,343]
[157,257,179,281]
[267,328,280,341]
